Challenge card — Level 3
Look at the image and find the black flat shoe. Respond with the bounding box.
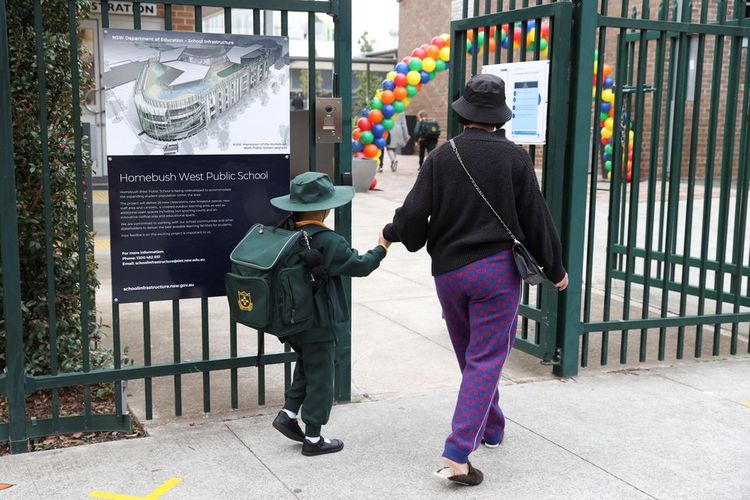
[272,411,304,443]
[301,437,344,456]
[434,462,484,486]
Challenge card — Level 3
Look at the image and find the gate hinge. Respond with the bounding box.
[540,348,562,366]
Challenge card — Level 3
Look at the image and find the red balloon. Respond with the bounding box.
[412,48,426,59]
[514,27,522,44]
[420,43,430,52]
[489,26,496,37]
[354,152,366,158]
[369,109,384,124]
[394,74,408,87]
[357,117,372,131]
[432,36,445,49]
[541,23,550,38]
[363,144,379,158]
[369,177,378,190]
[382,131,389,140]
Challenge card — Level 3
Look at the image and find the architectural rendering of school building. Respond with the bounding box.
[134,44,275,141]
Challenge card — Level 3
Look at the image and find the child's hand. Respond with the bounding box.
[378,231,391,249]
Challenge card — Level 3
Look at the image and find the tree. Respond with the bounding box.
[353,32,383,118]
[357,31,374,54]
[0,0,108,374]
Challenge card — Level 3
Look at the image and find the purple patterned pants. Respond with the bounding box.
[434,250,521,464]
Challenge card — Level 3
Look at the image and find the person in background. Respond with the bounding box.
[292,92,304,111]
[383,112,410,172]
[413,110,440,169]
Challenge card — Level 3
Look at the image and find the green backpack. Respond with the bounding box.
[418,119,441,140]
[225,224,324,338]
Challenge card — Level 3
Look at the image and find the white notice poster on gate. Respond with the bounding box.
[482,60,549,145]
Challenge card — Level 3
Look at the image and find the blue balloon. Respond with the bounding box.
[374,138,388,150]
[601,102,611,112]
[502,37,509,49]
[396,62,409,74]
[527,20,536,29]
[420,70,431,84]
[382,79,396,91]
[444,62,450,69]
[381,104,396,118]
[353,140,363,153]
[604,77,615,88]
[603,152,611,161]
[361,108,371,117]
[372,123,386,138]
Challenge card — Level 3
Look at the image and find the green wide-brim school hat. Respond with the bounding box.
[271,171,355,212]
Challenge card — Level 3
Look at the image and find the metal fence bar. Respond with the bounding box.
[68,0,93,427]
[0,0,28,454]
[172,300,182,416]
[308,11,317,171]
[34,0,61,429]
[201,299,211,413]
[143,303,153,420]
[257,331,265,405]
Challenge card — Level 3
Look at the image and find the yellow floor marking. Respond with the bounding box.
[0,483,13,490]
[743,402,750,407]
[95,238,111,250]
[89,477,182,500]
[92,191,109,203]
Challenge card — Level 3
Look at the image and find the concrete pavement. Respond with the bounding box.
[1,359,748,499]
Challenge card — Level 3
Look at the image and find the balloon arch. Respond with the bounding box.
[352,23,633,181]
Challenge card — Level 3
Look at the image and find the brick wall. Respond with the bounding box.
[398,0,452,144]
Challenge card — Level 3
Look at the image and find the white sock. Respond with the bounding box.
[282,409,297,419]
[305,436,331,444]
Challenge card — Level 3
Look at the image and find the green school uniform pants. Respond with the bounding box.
[284,337,336,438]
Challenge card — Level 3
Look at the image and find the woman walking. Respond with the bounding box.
[382,74,568,486]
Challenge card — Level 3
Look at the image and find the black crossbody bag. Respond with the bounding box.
[449,139,547,286]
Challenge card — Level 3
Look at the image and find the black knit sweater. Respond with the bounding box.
[383,127,566,283]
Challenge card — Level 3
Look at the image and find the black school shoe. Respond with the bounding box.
[272,411,305,443]
[301,437,344,456]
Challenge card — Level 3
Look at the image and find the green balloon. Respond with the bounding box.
[435,59,447,72]
[604,144,613,155]
[478,32,485,46]
[429,71,436,81]
[370,97,383,110]
[600,112,609,121]
[594,50,599,60]
[466,40,473,52]
[360,131,374,145]
[409,57,422,72]
[382,118,395,130]
[605,160,612,172]
[406,84,418,97]
[393,101,405,113]
[540,38,548,51]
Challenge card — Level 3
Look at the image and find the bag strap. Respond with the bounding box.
[449,138,520,245]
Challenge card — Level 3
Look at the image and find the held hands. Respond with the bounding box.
[555,273,569,291]
[378,230,392,250]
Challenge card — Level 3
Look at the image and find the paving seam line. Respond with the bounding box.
[506,417,658,500]
[655,373,750,409]
[356,302,454,354]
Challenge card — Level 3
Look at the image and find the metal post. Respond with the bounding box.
[0,0,28,453]
[553,0,599,377]
[333,0,352,403]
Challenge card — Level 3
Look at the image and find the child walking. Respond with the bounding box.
[269,171,390,456]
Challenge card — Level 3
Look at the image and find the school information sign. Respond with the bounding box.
[103,29,290,303]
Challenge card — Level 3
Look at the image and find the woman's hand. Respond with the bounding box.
[378,230,391,249]
[555,273,569,291]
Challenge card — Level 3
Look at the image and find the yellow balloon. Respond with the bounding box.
[593,61,598,76]
[601,127,612,139]
[407,70,422,86]
[441,33,451,45]
[439,46,451,62]
[541,48,548,59]
[527,30,536,43]
[376,149,382,159]
[403,97,411,107]
[375,90,383,98]
[602,88,615,103]
[422,57,436,73]
[608,171,612,180]
[629,130,635,141]
[604,117,614,130]
[387,71,397,81]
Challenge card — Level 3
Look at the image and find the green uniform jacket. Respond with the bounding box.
[287,223,386,343]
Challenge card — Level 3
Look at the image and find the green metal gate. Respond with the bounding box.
[0,0,353,454]
[450,0,750,376]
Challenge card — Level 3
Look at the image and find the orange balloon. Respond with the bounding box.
[369,109,383,124]
[602,64,612,77]
[489,38,497,52]
[426,44,440,60]
[363,144,379,158]
[467,30,474,42]
[352,128,361,140]
[381,90,395,105]
[393,86,407,101]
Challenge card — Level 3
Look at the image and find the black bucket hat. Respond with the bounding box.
[451,73,513,125]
